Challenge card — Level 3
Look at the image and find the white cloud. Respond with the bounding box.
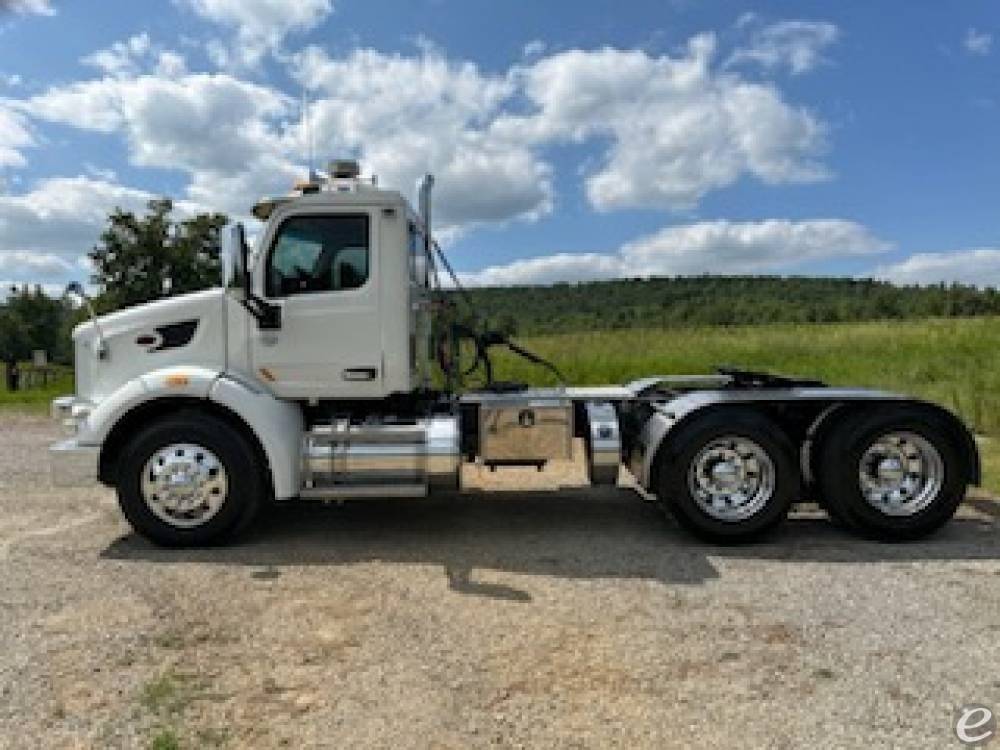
[14,30,835,233]
[22,72,295,215]
[495,35,829,211]
[83,163,117,181]
[619,219,887,273]
[728,20,840,75]
[292,45,553,229]
[23,78,125,131]
[27,72,287,164]
[872,248,1000,288]
[155,50,188,78]
[204,38,231,69]
[0,176,202,285]
[184,154,301,217]
[1,72,22,87]
[458,253,620,287]
[523,39,546,57]
[0,0,55,16]
[82,32,152,76]
[460,219,888,286]
[82,34,188,80]
[964,28,993,56]
[180,0,333,68]
[0,250,73,275]
[0,104,33,167]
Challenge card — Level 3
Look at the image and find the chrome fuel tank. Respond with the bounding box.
[303,416,460,494]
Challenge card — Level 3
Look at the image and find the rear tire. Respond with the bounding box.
[816,406,968,541]
[116,410,265,547]
[656,409,799,543]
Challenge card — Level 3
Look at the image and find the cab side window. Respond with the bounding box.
[266,214,369,297]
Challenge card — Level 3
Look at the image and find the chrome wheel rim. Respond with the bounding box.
[858,431,943,517]
[140,443,228,528]
[687,436,776,522]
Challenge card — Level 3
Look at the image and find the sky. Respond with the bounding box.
[0,0,998,294]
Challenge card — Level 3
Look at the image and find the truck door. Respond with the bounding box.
[250,211,383,398]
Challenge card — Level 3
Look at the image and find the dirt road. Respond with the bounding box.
[2,412,999,748]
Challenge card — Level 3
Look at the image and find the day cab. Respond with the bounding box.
[50,163,980,547]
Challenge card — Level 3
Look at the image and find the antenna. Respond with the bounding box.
[301,88,316,181]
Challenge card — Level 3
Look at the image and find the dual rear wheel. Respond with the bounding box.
[814,407,967,541]
[656,406,969,543]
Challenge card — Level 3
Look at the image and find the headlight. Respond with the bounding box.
[51,396,74,421]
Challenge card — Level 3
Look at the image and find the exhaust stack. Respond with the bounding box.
[418,173,434,257]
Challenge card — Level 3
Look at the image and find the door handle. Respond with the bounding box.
[342,367,378,381]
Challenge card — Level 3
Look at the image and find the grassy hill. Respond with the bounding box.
[460,276,1000,335]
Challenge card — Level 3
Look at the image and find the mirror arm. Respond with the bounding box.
[239,294,282,330]
[64,282,109,360]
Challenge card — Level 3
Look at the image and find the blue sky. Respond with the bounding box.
[0,0,998,292]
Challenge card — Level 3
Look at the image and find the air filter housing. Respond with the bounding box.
[329,159,361,179]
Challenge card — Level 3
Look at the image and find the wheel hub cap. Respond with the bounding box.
[876,457,905,483]
[858,431,943,517]
[710,461,741,488]
[140,443,228,528]
[688,437,776,522]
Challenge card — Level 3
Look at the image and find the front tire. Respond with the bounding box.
[816,406,968,541]
[116,410,265,547]
[656,409,799,543]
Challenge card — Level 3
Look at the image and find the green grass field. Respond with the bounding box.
[493,317,1000,429]
[0,374,73,412]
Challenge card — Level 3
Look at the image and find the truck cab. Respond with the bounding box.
[236,184,433,399]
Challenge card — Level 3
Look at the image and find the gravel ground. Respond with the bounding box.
[2,412,1000,749]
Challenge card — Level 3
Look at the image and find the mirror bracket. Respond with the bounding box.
[241,296,282,330]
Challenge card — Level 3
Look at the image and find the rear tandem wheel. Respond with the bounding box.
[815,406,969,541]
[654,409,800,543]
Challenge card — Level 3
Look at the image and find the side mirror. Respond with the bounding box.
[223,222,282,330]
[221,223,247,293]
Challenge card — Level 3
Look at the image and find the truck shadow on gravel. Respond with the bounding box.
[101,490,1000,600]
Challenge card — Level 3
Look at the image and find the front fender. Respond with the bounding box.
[209,375,304,500]
[81,367,304,501]
[78,365,220,446]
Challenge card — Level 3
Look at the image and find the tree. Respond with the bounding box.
[0,306,29,391]
[88,198,227,311]
[0,285,70,390]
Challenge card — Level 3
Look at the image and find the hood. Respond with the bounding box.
[73,288,226,342]
[74,288,228,401]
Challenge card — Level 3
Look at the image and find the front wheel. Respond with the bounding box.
[656,410,799,543]
[116,410,265,547]
[816,407,969,541]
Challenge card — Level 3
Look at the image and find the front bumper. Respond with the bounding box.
[50,395,100,486]
[49,438,100,487]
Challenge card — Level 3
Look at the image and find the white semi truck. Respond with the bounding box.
[50,162,980,546]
